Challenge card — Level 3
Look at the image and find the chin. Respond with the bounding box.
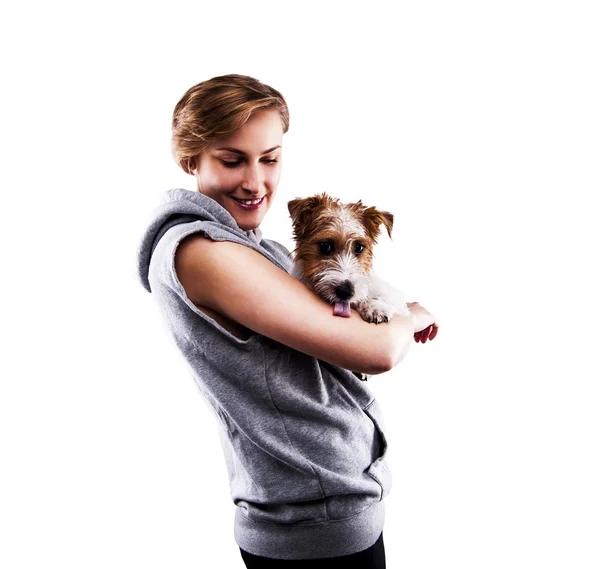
[238,219,262,231]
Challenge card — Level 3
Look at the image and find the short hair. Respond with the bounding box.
[171,74,290,174]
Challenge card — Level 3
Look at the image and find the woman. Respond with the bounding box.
[136,74,439,568]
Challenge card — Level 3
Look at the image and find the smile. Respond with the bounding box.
[232,196,265,210]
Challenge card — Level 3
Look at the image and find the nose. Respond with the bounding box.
[335,280,355,301]
[241,163,261,194]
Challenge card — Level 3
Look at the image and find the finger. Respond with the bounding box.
[429,323,439,340]
[414,331,422,342]
[421,326,431,343]
[425,325,435,341]
[425,325,433,342]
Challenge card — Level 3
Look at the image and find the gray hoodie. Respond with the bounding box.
[136,188,391,560]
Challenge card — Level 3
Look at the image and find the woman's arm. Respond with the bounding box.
[175,235,416,375]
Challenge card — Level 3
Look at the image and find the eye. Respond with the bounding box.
[221,160,242,168]
[319,241,334,255]
[354,243,365,255]
[262,158,279,165]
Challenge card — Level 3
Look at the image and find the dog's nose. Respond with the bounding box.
[335,280,355,301]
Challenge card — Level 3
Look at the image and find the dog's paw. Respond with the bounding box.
[355,297,395,324]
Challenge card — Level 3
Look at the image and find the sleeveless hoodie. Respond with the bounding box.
[136,188,392,560]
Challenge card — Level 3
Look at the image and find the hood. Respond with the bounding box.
[136,188,263,293]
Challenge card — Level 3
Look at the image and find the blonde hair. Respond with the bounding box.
[171,74,290,175]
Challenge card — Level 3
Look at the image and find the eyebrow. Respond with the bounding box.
[214,145,281,156]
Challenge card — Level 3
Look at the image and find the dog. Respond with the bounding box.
[287,192,409,325]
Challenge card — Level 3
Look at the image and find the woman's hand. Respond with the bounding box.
[406,302,439,344]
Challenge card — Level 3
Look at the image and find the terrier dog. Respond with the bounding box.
[287,192,409,325]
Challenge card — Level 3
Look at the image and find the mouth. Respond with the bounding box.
[231,196,265,210]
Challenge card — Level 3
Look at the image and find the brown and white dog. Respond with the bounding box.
[287,192,409,324]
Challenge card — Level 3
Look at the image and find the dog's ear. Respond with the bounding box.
[361,206,394,241]
[287,193,331,238]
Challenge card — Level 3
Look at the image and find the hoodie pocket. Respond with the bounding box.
[363,400,393,501]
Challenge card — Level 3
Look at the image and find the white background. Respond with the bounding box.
[1,1,599,567]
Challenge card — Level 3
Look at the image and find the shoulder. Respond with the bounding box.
[174,233,285,306]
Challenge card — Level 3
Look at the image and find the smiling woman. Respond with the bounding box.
[136,74,424,568]
[171,74,289,231]
[188,111,283,230]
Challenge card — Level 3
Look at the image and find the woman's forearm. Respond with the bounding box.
[382,312,416,371]
[345,309,415,375]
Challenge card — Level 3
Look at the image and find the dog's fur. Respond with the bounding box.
[287,192,409,325]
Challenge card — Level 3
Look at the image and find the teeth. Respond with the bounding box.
[235,197,262,205]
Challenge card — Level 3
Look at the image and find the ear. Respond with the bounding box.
[361,206,394,241]
[185,157,197,175]
[287,193,331,238]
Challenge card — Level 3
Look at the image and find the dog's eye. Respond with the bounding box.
[319,241,334,255]
[354,243,365,255]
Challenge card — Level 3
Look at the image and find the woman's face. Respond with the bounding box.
[192,110,284,231]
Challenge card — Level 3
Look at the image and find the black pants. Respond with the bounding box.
[240,532,386,568]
